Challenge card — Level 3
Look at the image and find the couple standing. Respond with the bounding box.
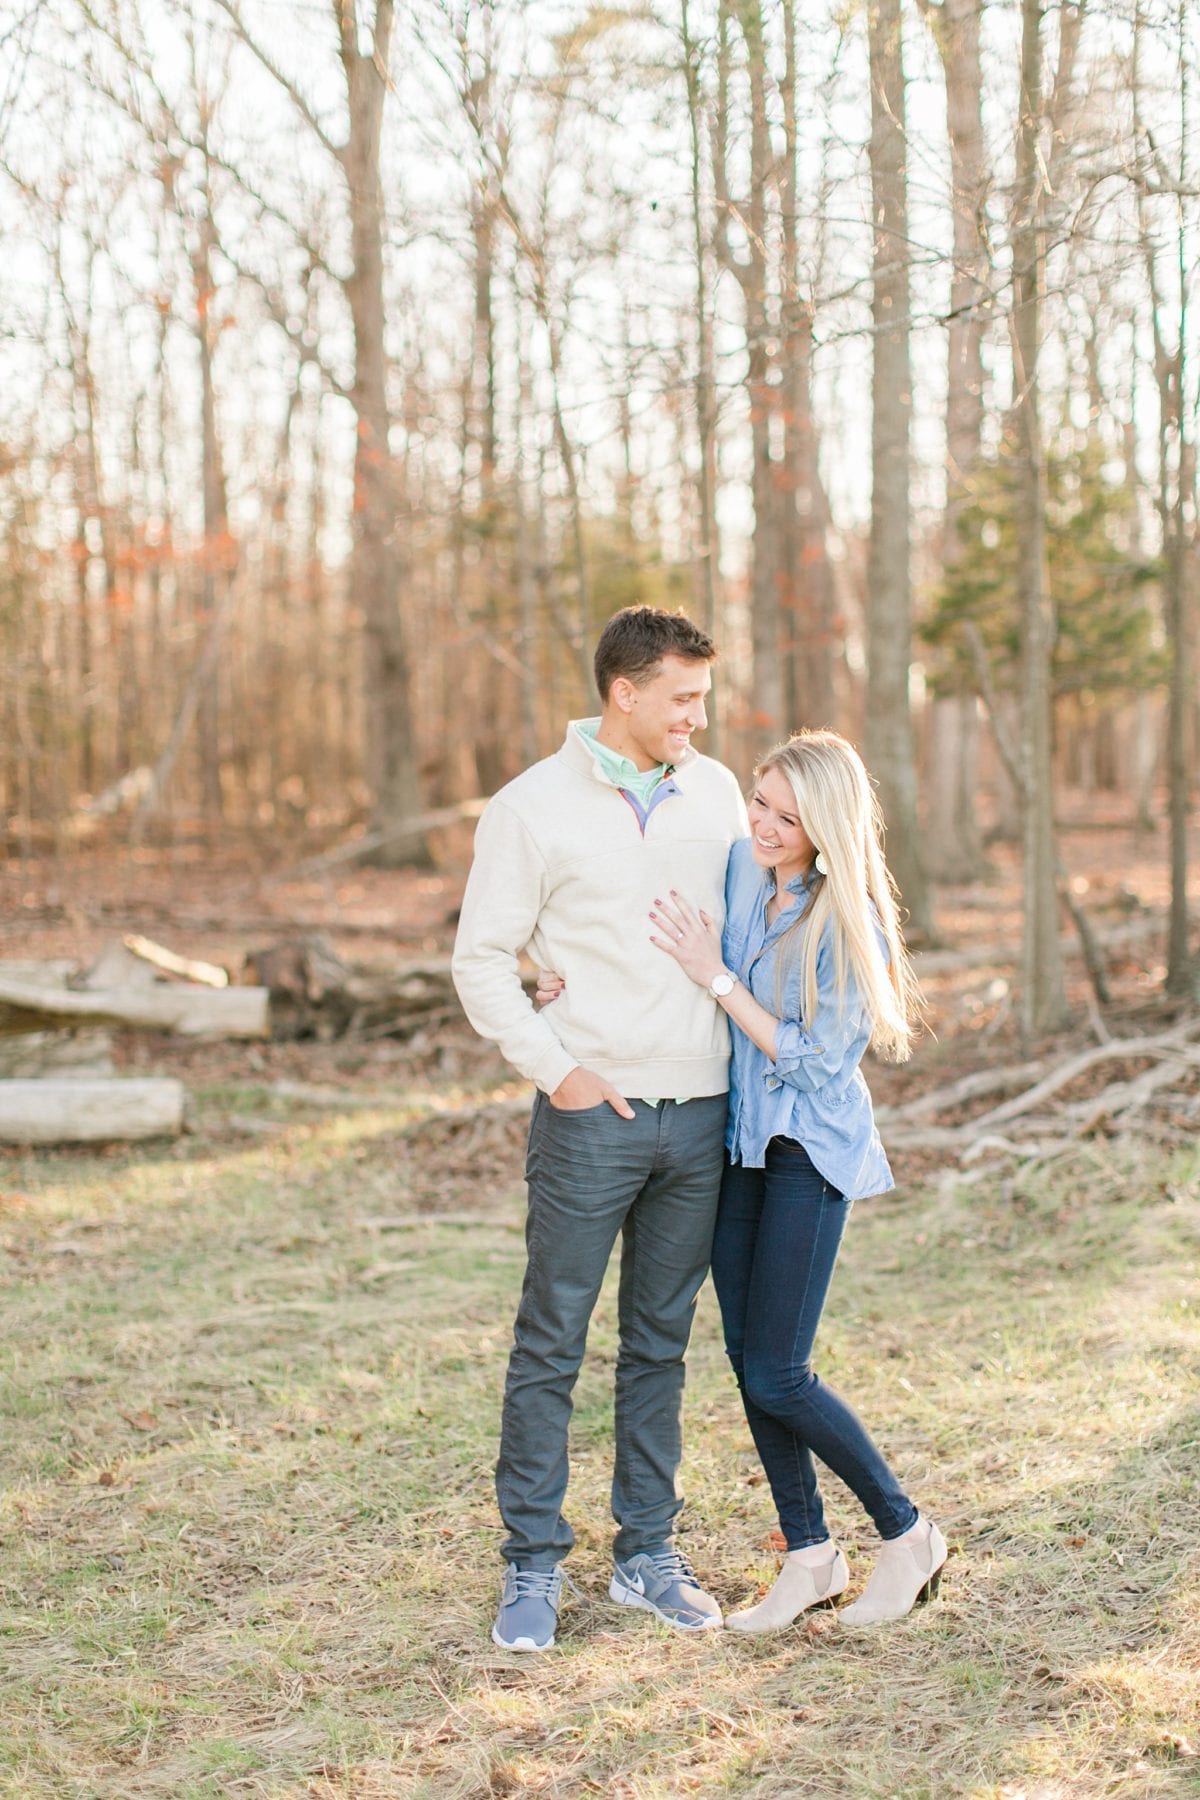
[451,606,946,1652]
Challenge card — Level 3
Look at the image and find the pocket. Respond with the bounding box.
[545,1098,610,1118]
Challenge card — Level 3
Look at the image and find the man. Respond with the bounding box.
[452,606,747,1652]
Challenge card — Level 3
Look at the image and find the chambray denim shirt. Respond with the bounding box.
[722,836,895,1201]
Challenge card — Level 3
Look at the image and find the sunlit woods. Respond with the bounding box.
[0,2,1195,986]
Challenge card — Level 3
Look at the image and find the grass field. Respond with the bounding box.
[1,1057,1198,1799]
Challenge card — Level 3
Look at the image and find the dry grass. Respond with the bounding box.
[1,1061,1199,1800]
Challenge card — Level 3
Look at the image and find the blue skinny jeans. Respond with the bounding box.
[711,1138,918,1550]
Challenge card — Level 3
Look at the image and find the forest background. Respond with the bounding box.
[1,0,1197,1024]
[2,2,1200,1798]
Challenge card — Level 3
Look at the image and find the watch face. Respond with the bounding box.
[711,973,734,996]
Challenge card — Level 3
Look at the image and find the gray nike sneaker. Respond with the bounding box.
[609,1547,722,1631]
[491,1565,566,1652]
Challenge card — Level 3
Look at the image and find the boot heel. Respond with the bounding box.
[838,1520,947,1626]
[916,1569,943,1606]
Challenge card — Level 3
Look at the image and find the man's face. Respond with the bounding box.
[615,655,712,769]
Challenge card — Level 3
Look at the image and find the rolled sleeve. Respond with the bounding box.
[764,933,868,1094]
[767,1019,852,1092]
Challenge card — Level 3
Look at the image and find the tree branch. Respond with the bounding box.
[209,0,345,164]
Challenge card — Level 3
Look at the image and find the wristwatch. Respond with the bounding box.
[708,969,736,999]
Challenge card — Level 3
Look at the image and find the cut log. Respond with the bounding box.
[0,1078,185,1143]
[122,934,228,988]
[345,959,460,1037]
[0,976,269,1039]
[0,960,78,986]
[244,933,356,1040]
[75,942,159,990]
[0,1029,114,1079]
[244,938,465,1042]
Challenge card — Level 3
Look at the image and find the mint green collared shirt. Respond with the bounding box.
[573,719,669,807]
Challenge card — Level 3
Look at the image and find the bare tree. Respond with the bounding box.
[211,0,427,862]
[681,0,723,752]
[1134,0,1195,997]
[1011,0,1069,1033]
[779,0,836,733]
[864,0,933,936]
[921,0,987,881]
[715,0,783,743]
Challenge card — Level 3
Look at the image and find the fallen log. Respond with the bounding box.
[244,936,464,1041]
[969,1019,1200,1131]
[0,1078,185,1143]
[0,975,269,1039]
[123,934,228,988]
[76,941,158,990]
[0,959,78,986]
[874,1060,1044,1127]
[882,1023,1200,1165]
[1061,1050,1200,1135]
[915,913,1166,977]
[0,1029,114,1079]
[345,959,460,1037]
[244,934,355,1040]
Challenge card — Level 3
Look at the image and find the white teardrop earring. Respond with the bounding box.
[814,851,828,876]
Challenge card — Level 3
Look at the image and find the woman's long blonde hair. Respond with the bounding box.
[758,730,921,1063]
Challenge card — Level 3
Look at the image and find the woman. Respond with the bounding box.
[543,728,945,1631]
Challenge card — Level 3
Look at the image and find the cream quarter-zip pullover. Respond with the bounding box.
[452,721,748,1099]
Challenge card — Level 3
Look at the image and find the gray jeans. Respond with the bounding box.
[497,1092,727,1569]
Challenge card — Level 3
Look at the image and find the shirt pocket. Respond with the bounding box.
[722,924,747,969]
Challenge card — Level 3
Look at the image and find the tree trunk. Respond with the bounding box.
[193,194,230,825]
[780,0,836,734]
[1011,0,1069,1034]
[470,187,509,794]
[339,1,429,865]
[716,0,783,745]
[514,301,541,767]
[1132,1,1195,994]
[865,0,933,936]
[924,0,988,879]
[682,0,723,755]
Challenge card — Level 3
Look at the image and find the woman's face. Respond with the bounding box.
[748,765,817,887]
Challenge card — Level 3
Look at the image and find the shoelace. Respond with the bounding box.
[508,1567,581,1600]
[644,1548,700,1586]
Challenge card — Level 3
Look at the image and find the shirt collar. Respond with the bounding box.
[765,865,821,902]
[572,718,671,791]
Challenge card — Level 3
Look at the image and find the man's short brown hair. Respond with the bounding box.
[593,607,717,701]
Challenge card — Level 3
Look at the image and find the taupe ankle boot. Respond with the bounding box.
[838,1520,946,1626]
[726,1545,849,1634]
